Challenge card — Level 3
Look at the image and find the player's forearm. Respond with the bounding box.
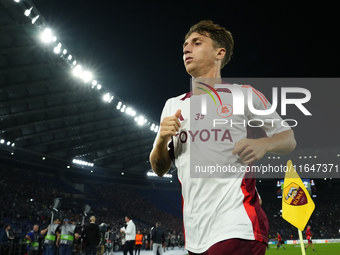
[150,142,172,177]
[263,129,296,155]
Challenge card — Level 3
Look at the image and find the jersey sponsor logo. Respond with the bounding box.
[283,182,308,206]
[175,129,233,143]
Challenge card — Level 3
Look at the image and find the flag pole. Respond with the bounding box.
[298,229,306,255]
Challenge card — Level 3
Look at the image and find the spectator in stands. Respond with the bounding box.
[25,225,40,255]
[57,218,80,255]
[135,230,143,255]
[82,216,101,255]
[152,222,165,255]
[41,219,61,255]
[122,215,136,255]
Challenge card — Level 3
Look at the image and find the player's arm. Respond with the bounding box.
[232,129,296,165]
[150,109,181,177]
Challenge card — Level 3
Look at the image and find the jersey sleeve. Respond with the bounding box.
[244,86,291,137]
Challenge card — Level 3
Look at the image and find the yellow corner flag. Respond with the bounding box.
[282,160,315,231]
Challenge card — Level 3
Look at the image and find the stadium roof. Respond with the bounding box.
[0,0,173,180]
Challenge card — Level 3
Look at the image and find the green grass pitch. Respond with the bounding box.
[266,243,340,254]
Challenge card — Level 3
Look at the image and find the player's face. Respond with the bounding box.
[183,32,220,78]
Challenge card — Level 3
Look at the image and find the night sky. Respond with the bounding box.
[32,0,339,148]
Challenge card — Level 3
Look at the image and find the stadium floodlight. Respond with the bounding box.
[117,102,122,110]
[72,60,77,66]
[137,116,144,125]
[52,36,57,42]
[131,110,136,116]
[68,55,72,60]
[11,143,15,147]
[41,28,53,43]
[62,49,67,55]
[103,93,113,103]
[6,141,10,146]
[14,0,20,3]
[126,107,132,115]
[53,46,61,54]
[73,65,82,77]
[96,84,101,90]
[92,80,97,86]
[120,105,126,112]
[154,125,159,132]
[81,71,92,83]
[31,15,39,24]
[24,7,33,16]
[134,117,138,121]
[151,124,155,131]
[0,139,4,144]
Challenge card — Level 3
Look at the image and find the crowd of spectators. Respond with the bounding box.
[1,164,339,247]
[0,165,183,245]
[262,184,340,241]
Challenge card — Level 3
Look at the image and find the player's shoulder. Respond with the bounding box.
[164,93,189,106]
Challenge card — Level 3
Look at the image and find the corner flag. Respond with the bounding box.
[282,160,315,231]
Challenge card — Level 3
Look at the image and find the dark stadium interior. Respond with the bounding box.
[0,0,339,254]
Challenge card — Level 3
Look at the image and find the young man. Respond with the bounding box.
[305,226,316,252]
[150,20,296,255]
[276,233,285,250]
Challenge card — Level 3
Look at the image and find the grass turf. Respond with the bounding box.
[266,243,340,254]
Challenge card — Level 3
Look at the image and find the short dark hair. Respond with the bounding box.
[185,20,234,69]
[126,215,132,220]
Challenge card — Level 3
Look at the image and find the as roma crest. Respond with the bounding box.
[283,182,308,206]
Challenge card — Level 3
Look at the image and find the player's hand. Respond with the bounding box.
[232,138,268,164]
[157,109,181,146]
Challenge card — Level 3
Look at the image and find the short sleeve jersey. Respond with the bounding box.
[153,84,291,253]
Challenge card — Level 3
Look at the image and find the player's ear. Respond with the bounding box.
[216,48,226,61]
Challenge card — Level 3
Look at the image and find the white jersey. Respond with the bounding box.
[153,84,290,253]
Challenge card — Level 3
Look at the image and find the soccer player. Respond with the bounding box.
[305,226,316,252]
[150,20,296,255]
[276,233,285,250]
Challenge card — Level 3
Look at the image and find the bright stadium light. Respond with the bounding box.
[41,28,53,43]
[151,124,155,131]
[73,65,82,77]
[117,102,122,110]
[154,125,159,132]
[126,107,132,115]
[103,93,113,103]
[24,7,33,16]
[96,84,102,90]
[72,158,94,167]
[0,139,4,144]
[92,80,97,86]
[134,117,138,121]
[120,105,126,113]
[6,141,10,146]
[31,15,40,24]
[52,36,57,42]
[53,46,61,54]
[81,71,93,83]
[62,49,67,55]
[137,116,144,125]
[131,110,136,116]
[68,55,72,60]
[72,60,77,66]
[14,0,20,3]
